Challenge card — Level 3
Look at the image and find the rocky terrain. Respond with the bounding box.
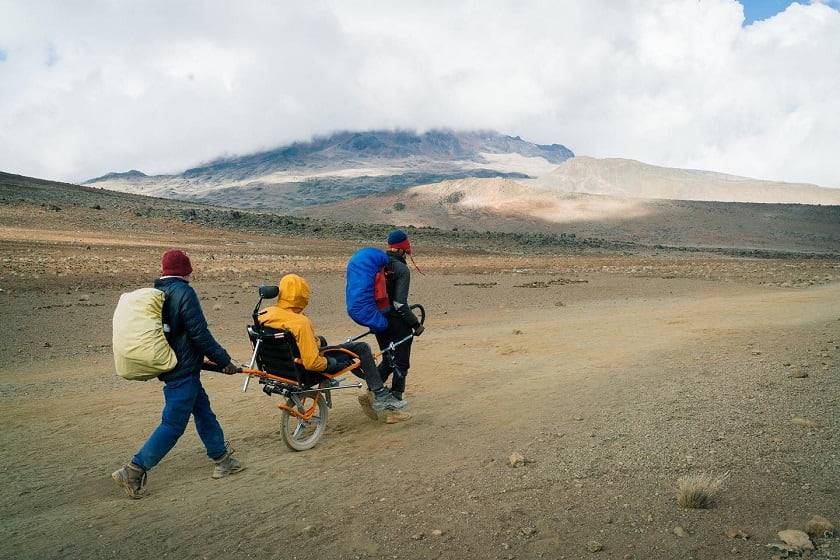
[1,172,839,560]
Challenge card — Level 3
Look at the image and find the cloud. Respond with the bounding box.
[0,0,839,187]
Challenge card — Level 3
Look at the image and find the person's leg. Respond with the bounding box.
[374,331,394,386]
[389,322,414,397]
[341,342,384,392]
[192,377,227,460]
[131,375,199,470]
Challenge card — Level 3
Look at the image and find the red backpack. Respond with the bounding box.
[373,266,392,311]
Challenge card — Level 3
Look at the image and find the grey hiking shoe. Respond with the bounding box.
[372,389,408,412]
[112,463,147,499]
[212,443,245,479]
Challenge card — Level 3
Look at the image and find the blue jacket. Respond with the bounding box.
[155,277,231,382]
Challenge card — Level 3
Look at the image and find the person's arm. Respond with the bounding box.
[180,287,232,367]
[390,261,420,328]
[295,318,328,372]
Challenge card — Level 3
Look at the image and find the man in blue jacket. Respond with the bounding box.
[112,249,243,499]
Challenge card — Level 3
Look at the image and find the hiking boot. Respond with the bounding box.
[357,391,379,421]
[372,389,408,412]
[391,391,404,401]
[212,443,245,479]
[112,463,147,499]
[382,410,412,424]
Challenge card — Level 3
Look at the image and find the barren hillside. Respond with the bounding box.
[297,177,840,253]
[531,157,840,205]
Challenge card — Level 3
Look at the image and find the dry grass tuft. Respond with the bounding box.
[676,472,728,509]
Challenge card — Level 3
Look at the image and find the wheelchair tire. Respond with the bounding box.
[281,393,329,452]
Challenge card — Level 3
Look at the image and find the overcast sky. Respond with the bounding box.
[1,0,839,186]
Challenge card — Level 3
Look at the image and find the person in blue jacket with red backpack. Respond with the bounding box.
[373,230,425,403]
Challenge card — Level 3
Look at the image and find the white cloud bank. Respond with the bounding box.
[1,0,839,186]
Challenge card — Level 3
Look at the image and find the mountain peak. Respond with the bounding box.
[87,169,147,183]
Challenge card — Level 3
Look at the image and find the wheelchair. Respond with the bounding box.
[206,285,424,452]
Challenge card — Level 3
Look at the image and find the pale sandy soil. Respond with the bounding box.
[1,212,839,560]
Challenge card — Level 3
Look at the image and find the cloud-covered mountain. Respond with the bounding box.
[84,130,573,209]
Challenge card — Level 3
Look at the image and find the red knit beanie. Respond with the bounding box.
[161,249,193,277]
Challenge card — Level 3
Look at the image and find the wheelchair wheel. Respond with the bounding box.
[280,393,328,451]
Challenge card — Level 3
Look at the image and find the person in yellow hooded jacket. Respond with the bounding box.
[258,274,407,413]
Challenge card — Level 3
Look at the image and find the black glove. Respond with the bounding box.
[412,324,425,337]
[221,362,240,375]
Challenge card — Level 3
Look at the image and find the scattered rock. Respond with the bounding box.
[430,529,443,537]
[512,329,523,335]
[673,526,689,538]
[301,525,314,534]
[213,304,223,311]
[573,415,584,421]
[43,342,51,348]
[520,526,537,537]
[509,452,526,468]
[767,542,799,556]
[78,294,90,302]
[725,527,750,540]
[804,515,834,538]
[410,533,425,541]
[791,417,818,428]
[586,540,603,552]
[777,529,814,551]
[789,368,808,378]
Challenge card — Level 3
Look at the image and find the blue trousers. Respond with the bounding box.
[132,374,226,470]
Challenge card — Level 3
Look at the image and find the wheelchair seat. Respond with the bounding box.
[247,325,323,386]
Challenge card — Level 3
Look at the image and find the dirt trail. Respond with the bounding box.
[2,269,838,560]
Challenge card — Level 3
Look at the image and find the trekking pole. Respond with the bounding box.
[346,330,372,343]
[242,339,261,392]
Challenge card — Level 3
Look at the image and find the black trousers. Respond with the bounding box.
[337,341,384,392]
[374,316,414,395]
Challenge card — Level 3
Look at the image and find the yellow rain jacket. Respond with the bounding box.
[258,274,327,372]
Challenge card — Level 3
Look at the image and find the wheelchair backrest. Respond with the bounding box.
[247,325,305,380]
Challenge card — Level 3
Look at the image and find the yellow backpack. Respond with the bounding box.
[112,288,177,381]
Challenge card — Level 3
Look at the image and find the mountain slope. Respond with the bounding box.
[84,130,573,209]
[296,177,840,253]
[531,157,840,205]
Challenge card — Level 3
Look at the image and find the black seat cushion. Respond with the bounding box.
[248,325,324,386]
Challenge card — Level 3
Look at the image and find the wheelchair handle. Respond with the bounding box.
[346,303,426,343]
[410,304,426,325]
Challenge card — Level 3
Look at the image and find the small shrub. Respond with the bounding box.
[393,202,406,211]
[676,473,727,509]
[442,191,465,204]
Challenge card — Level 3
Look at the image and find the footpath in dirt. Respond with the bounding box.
[1,179,838,559]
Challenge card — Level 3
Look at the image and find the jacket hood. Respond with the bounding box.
[277,274,310,311]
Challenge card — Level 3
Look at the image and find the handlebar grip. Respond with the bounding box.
[410,304,426,325]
